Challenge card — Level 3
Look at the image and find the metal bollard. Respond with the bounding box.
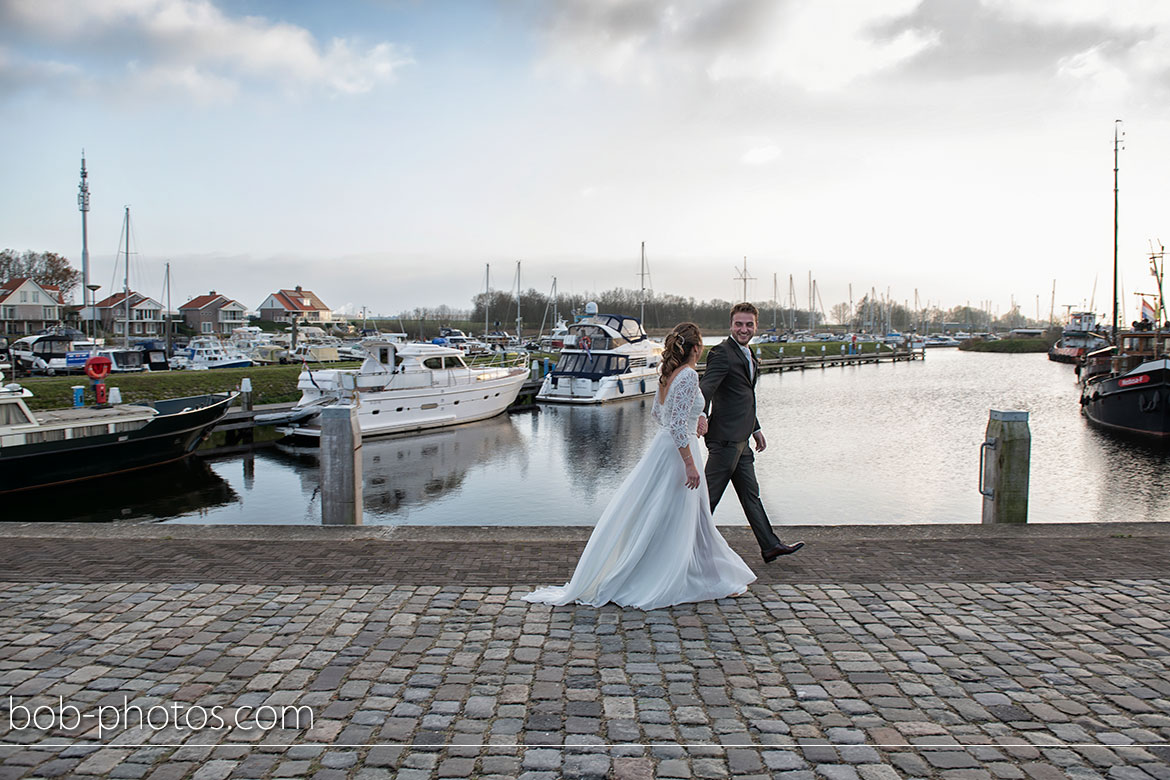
[240,377,253,412]
[320,405,362,525]
[979,410,1030,524]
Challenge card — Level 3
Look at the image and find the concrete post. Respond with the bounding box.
[320,405,362,525]
[980,409,1030,524]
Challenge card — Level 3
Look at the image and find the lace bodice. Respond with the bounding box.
[651,366,702,448]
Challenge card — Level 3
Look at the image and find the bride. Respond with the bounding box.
[525,322,756,610]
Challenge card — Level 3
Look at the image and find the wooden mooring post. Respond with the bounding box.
[979,410,1030,524]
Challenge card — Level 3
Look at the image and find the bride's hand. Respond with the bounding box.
[684,461,701,490]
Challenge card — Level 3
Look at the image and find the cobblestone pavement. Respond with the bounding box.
[1,525,1169,779]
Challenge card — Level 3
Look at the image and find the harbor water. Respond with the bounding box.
[7,349,1167,525]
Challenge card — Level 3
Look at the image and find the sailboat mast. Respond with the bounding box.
[515,260,521,345]
[123,206,131,349]
[165,261,172,356]
[484,263,490,337]
[640,241,646,324]
[1113,120,1122,339]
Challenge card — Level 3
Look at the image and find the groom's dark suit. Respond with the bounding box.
[699,337,784,553]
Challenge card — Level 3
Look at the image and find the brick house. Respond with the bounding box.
[179,292,248,336]
[257,285,333,324]
[92,291,165,339]
[0,278,66,336]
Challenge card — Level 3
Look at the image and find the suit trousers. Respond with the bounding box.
[705,439,782,552]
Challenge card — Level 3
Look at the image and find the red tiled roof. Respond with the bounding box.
[264,287,329,312]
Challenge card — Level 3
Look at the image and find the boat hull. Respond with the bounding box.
[278,371,528,439]
[537,367,660,404]
[0,393,237,494]
[1080,362,1170,439]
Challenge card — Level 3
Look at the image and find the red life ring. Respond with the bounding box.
[84,355,112,380]
[579,335,592,351]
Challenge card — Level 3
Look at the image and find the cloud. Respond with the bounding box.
[0,0,413,103]
[741,145,781,165]
[531,0,938,91]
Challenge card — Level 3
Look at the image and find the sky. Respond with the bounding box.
[2,0,1170,324]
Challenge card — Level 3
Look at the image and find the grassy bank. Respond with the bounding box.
[15,363,359,411]
[959,338,1048,353]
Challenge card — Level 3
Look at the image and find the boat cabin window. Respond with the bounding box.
[0,401,33,426]
[32,339,70,357]
[423,357,466,370]
[1122,334,1154,353]
[555,353,629,376]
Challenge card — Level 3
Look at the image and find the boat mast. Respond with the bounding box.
[484,263,490,337]
[123,206,131,349]
[733,257,753,303]
[772,273,778,331]
[515,260,521,345]
[1112,120,1123,340]
[639,241,647,323]
[78,152,90,338]
[164,261,172,356]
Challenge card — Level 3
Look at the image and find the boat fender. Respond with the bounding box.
[617,378,624,393]
[640,379,646,394]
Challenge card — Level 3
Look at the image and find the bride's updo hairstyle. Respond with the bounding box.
[660,322,703,378]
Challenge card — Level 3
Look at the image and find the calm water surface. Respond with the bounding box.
[10,349,1168,525]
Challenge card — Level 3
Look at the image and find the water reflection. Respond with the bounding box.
[12,350,1169,526]
[539,400,657,498]
[3,458,237,523]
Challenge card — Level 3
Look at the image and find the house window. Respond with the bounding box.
[2,306,14,319]
[201,321,213,334]
[32,292,39,303]
[19,291,27,302]
[43,306,55,319]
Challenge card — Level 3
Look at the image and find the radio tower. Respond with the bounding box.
[78,152,91,334]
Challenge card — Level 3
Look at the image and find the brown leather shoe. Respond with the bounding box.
[762,541,804,562]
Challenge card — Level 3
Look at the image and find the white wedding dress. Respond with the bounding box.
[524,366,756,610]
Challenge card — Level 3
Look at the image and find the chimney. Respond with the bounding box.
[295,285,303,292]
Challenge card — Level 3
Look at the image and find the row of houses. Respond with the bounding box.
[0,280,334,338]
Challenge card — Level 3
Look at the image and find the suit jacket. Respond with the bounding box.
[699,337,761,443]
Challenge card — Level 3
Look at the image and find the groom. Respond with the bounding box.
[697,303,804,563]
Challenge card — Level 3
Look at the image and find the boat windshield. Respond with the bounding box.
[554,353,630,377]
[32,338,71,357]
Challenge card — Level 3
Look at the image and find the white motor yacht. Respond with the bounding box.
[536,307,662,404]
[172,337,252,370]
[271,339,529,439]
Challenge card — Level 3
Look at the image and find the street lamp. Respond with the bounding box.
[86,284,101,340]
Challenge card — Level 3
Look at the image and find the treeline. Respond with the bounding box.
[1,250,81,298]
[398,288,1036,335]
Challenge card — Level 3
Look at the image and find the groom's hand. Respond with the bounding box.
[752,431,767,452]
[696,415,708,437]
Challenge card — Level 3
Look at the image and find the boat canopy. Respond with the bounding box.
[570,314,647,344]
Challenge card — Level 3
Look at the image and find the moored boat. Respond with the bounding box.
[0,377,237,493]
[271,339,529,439]
[1080,322,1170,439]
[1049,311,1108,364]
[536,306,662,404]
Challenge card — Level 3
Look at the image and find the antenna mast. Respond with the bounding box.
[78,152,91,336]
